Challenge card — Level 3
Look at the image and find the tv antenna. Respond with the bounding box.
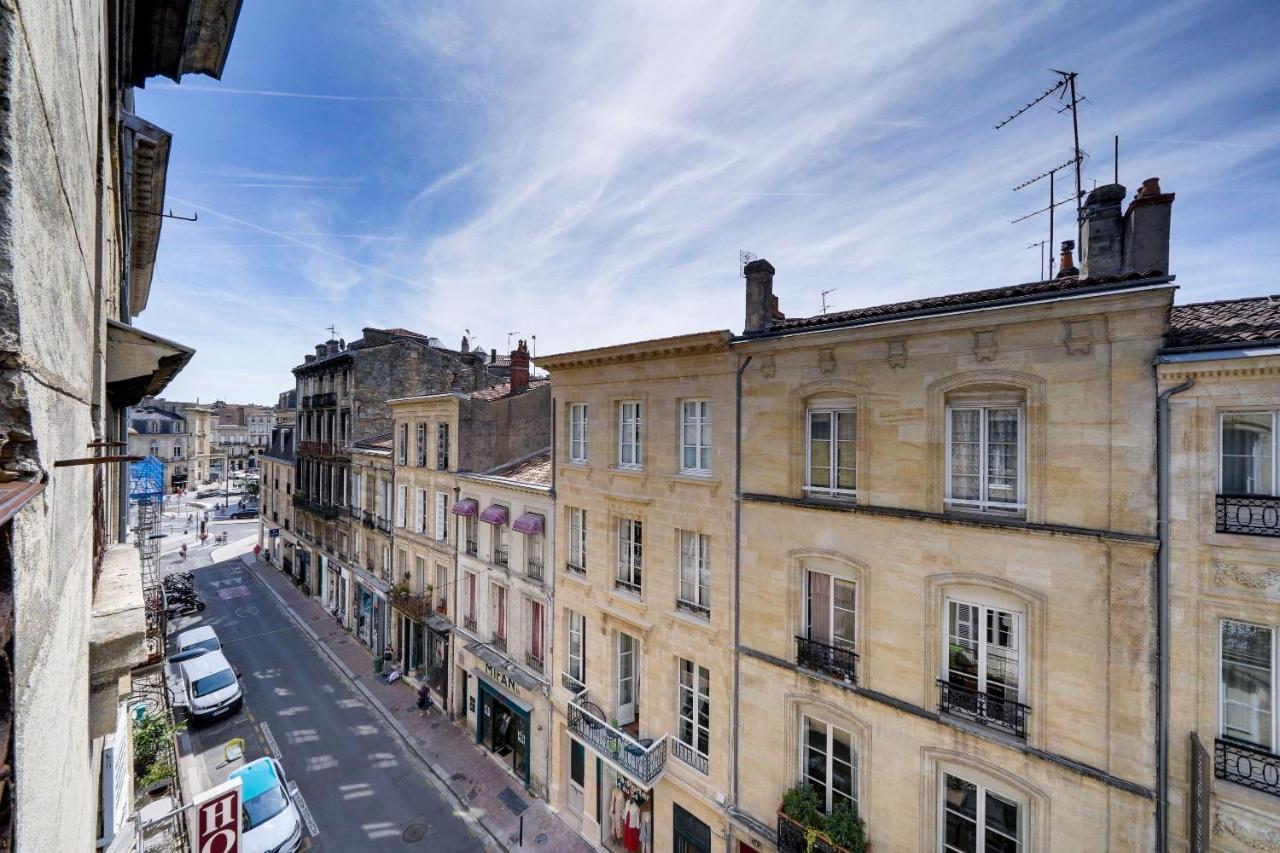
[1025,240,1049,281]
[507,331,520,352]
[820,288,837,315]
[325,324,339,339]
[739,250,758,277]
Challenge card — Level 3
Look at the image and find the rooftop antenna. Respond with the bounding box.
[507,331,519,352]
[739,250,758,277]
[531,335,537,358]
[325,324,339,339]
[1025,240,1049,281]
[820,288,837,315]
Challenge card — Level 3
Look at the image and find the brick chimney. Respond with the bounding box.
[1078,183,1126,278]
[744,259,777,335]
[510,340,530,394]
[1057,240,1078,277]
[1122,178,1175,275]
[460,335,470,354]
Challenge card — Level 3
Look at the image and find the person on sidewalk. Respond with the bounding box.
[416,683,434,717]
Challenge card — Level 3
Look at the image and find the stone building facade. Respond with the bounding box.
[1160,297,1280,851]
[186,405,214,486]
[257,423,297,571]
[127,407,190,492]
[0,1,239,849]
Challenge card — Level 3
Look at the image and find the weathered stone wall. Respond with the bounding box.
[458,385,552,472]
[351,340,496,443]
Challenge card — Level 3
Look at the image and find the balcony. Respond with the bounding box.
[495,545,508,567]
[525,651,544,672]
[937,679,1029,740]
[491,634,507,652]
[1216,494,1280,537]
[301,392,337,408]
[348,505,361,520]
[561,672,586,694]
[293,494,341,521]
[567,690,668,786]
[465,538,477,556]
[362,510,375,529]
[297,440,335,456]
[566,561,586,577]
[463,615,477,632]
[614,577,641,596]
[526,559,544,582]
[376,516,392,534]
[796,636,858,684]
[1215,738,1280,798]
[676,598,710,620]
[389,589,433,621]
[671,739,708,775]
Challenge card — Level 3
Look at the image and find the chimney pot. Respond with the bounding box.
[509,339,530,394]
[1078,183,1126,279]
[490,347,497,364]
[1057,240,1078,277]
[460,335,470,354]
[1123,177,1175,275]
[744,259,777,335]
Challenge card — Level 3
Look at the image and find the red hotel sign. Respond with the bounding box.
[193,776,243,853]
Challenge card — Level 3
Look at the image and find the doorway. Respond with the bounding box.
[617,632,636,726]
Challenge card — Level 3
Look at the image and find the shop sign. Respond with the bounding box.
[484,663,522,695]
[469,695,476,713]
[194,776,242,853]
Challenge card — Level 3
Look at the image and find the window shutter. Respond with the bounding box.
[435,492,447,540]
[397,485,407,528]
[414,489,425,533]
[437,424,449,470]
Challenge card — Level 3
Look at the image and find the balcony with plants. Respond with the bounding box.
[776,785,867,853]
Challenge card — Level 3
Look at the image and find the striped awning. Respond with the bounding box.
[451,498,479,517]
[479,504,508,525]
[512,512,544,535]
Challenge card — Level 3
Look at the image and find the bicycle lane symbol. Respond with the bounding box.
[235,605,259,618]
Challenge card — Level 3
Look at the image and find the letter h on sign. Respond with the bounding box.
[195,776,243,853]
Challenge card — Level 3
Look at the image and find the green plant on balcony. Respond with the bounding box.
[779,785,867,853]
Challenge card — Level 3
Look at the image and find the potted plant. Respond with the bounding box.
[777,785,867,853]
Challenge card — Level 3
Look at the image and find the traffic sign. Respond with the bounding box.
[268,528,280,538]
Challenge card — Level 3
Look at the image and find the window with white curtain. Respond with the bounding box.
[945,600,1022,706]
[569,404,588,463]
[435,492,449,541]
[1221,412,1277,495]
[568,507,586,570]
[802,715,856,814]
[618,402,643,468]
[414,488,426,534]
[680,401,711,474]
[946,405,1024,514]
[396,484,408,528]
[676,531,710,617]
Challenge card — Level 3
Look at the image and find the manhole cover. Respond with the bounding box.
[536,833,548,845]
[401,819,430,843]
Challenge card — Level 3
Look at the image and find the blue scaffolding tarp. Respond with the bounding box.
[129,454,165,503]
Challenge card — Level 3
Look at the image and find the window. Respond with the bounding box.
[527,532,544,578]
[805,571,856,652]
[802,716,856,814]
[435,564,448,610]
[396,484,408,528]
[676,531,710,617]
[173,444,183,458]
[616,518,642,594]
[946,406,1023,514]
[465,512,478,555]
[490,583,507,645]
[1221,619,1275,750]
[528,600,545,670]
[618,402,643,468]
[806,407,855,499]
[493,514,509,566]
[465,572,477,627]
[569,404,588,463]
[941,772,1022,853]
[568,507,587,571]
[945,600,1023,709]
[1221,412,1277,495]
[415,556,426,591]
[681,401,712,474]
[436,423,450,471]
[677,659,710,771]
[398,423,408,466]
[435,492,449,542]
[567,610,586,688]
[350,473,362,511]
[414,489,426,534]
[416,423,427,467]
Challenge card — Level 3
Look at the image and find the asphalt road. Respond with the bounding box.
[168,557,485,852]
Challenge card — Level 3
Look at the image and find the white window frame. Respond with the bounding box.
[569,404,588,464]
[414,488,426,534]
[942,599,1025,703]
[616,518,642,594]
[416,423,427,467]
[528,598,545,666]
[492,508,509,566]
[680,400,712,475]
[617,402,643,469]
[490,582,507,642]
[567,610,585,686]
[800,715,857,814]
[944,405,1026,514]
[939,771,1023,853]
[804,570,856,652]
[1219,618,1277,751]
[677,658,710,767]
[1219,411,1279,496]
[435,492,449,542]
[568,507,586,570]
[676,530,711,616]
[396,484,408,529]
[805,406,856,499]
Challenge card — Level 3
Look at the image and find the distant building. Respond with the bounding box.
[257,423,297,572]
[126,406,191,492]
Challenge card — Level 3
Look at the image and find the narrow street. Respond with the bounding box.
[168,556,488,851]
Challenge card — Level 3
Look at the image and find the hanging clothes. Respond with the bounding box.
[624,801,641,853]
[611,787,626,841]
[639,811,651,853]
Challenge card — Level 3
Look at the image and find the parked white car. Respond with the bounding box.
[179,649,242,724]
[229,757,304,853]
[176,626,220,655]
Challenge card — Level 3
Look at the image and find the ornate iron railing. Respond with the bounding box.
[297,440,335,456]
[1216,737,1280,797]
[615,578,641,596]
[389,590,433,621]
[566,561,586,576]
[562,672,586,694]
[293,495,341,520]
[463,615,477,632]
[937,679,1029,739]
[1216,494,1280,537]
[525,652,544,672]
[466,538,478,556]
[302,392,336,408]
[495,545,509,567]
[567,691,667,785]
[376,516,392,533]
[777,813,848,853]
[526,559,544,581]
[677,598,710,619]
[671,739,709,775]
[491,634,507,652]
[796,636,859,684]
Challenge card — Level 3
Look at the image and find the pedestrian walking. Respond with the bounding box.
[416,683,433,717]
[179,543,187,561]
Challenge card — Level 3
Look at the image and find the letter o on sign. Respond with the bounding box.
[194,777,242,853]
[201,827,238,853]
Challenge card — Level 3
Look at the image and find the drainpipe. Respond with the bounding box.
[547,402,556,799]
[731,355,751,817]
[1156,378,1192,853]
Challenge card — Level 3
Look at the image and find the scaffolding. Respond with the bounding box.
[133,498,165,664]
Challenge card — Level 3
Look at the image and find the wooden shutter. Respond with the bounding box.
[435,492,448,540]
[414,489,425,533]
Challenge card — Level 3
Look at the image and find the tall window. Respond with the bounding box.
[434,564,448,609]
[416,423,427,467]
[618,402,643,468]
[616,518,643,594]
[528,600,545,669]
[802,716,856,813]
[490,583,507,644]
[568,507,587,571]
[527,532,544,577]
[677,531,710,617]
[941,773,1022,853]
[569,404,588,463]
[1221,619,1275,749]
[1221,412,1277,495]
[414,556,426,591]
[398,423,408,465]
[396,484,408,528]
[415,488,427,534]
[946,406,1023,514]
[805,571,855,651]
[806,407,856,499]
[677,659,710,771]
[566,610,586,689]
[945,601,1021,705]
[435,492,449,541]
[681,401,711,474]
[493,514,509,566]
[465,572,477,626]
[465,511,478,555]
[436,423,450,471]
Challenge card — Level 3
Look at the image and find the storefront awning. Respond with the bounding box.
[451,498,479,517]
[463,641,541,693]
[479,504,508,525]
[424,614,452,633]
[511,512,544,536]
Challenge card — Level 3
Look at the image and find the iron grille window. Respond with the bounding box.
[676,659,710,773]
[616,518,642,594]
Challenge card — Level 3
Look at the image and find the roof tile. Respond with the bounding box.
[1165,296,1280,350]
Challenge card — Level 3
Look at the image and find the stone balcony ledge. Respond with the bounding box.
[89,544,146,738]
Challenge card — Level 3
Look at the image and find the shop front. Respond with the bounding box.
[424,616,451,705]
[351,566,390,654]
[296,547,311,592]
[459,641,548,794]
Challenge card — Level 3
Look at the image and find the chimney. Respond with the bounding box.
[1078,183,1125,279]
[744,259,777,335]
[1057,240,1078,277]
[314,344,326,357]
[460,335,470,354]
[1122,177,1175,276]
[510,340,530,394]
[490,347,497,364]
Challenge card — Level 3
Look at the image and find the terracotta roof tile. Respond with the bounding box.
[468,379,549,401]
[490,450,552,486]
[1165,296,1280,350]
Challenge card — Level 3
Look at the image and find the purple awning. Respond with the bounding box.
[479,504,509,525]
[451,498,479,517]
[512,512,545,536]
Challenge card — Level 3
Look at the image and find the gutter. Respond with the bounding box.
[1156,378,1193,852]
[730,355,751,818]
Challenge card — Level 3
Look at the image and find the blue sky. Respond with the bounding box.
[138,0,1280,404]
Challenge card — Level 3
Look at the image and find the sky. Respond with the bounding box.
[137,0,1280,404]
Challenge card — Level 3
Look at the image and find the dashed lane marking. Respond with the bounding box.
[293,787,320,837]
[260,720,283,760]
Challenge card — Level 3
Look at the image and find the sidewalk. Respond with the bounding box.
[243,554,595,853]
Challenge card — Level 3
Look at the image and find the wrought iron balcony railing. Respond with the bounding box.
[676,598,710,620]
[292,494,341,521]
[389,590,433,621]
[561,672,586,694]
[615,578,641,596]
[348,505,361,520]
[297,440,335,456]
[362,510,374,529]
[796,636,858,684]
[567,690,667,785]
[465,538,478,556]
[937,679,1029,740]
[1216,494,1280,537]
[1215,737,1280,798]
[376,516,391,534]
[495,545,508,567]
[463,615,477,632]
[671,739,709,775]
[302,391,336,408]
[491,634,507,652]
[777,813,848,853]
[525,652,544,672]
[566,561,586,576]
[526,559,544,581]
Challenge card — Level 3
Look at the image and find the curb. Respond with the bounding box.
[239,556,508,852]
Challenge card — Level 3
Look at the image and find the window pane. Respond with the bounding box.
[943,774,978,853]
[984,791,1020,841]
[1221,620,1274,747]
[948,603,980,689]
[833,580,856,649]
[1222,413,1274,494]
[807,572,831,641]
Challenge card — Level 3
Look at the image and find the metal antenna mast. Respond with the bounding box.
[1025,240,1048,281]
[820,288,837,315]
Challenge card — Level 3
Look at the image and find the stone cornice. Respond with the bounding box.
[537,330,732,370]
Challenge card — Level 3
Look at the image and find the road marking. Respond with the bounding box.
[218,586,251,599]
[293,787,320,837]
[259,721,283,760]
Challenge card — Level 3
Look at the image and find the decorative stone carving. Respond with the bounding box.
[973,330,998,363]
[760,355,776,378]
[1064,319,1093,356]
[1214,811,1280,850]
[1214,562,1280,593]
[887,339,908,368]
[818,348,836,374]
